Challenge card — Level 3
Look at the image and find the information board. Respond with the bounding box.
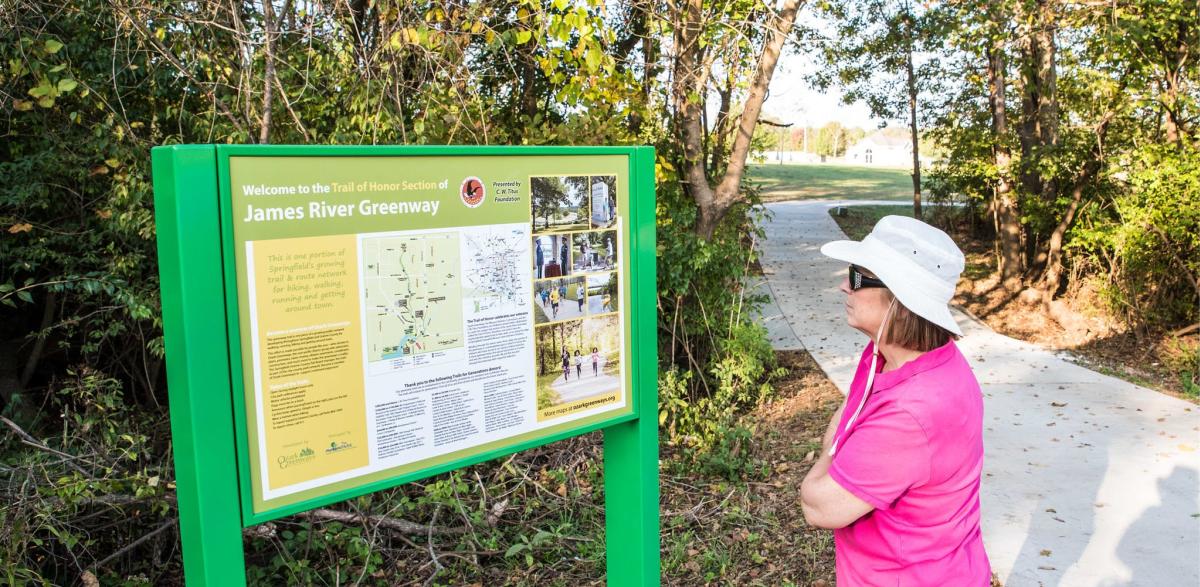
[153,146,658,585]
[218,154,635,514]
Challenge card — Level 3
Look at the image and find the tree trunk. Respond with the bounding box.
[1016,24,1042,200]
[1033,0,1059,272]
[19,290,56,388]
[259,0,278,144]
[1035,0,1058,165]
[904,8,921,220]
[709,74,736,178]
[1161,12,1193,145]
[673,0,713,228]
[676,0,803,239]
[1040,108,1118,294]
[987,39,1023,289]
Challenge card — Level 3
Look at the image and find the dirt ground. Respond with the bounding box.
[659,350,842,586]
[953,244,1199,402]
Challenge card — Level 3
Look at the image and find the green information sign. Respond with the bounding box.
[152,145,658,585]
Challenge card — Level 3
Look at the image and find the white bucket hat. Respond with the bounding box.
[820,215,965,336]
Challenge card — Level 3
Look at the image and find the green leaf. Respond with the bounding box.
[583,48,601,72]
[17,291,33,304]
[57,78,77,93]
[504,543,528,557]
[44,39,64,54]
[515,30,533,45]
[36,95,55,108]
[27,80,52,97]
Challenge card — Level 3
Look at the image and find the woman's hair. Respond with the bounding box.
[882,292,958,352]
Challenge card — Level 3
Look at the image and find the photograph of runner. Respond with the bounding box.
[531,175,590,232]
[534,315,620,413]
[533,276,586,324]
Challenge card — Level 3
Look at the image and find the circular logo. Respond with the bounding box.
[460,177,485,208]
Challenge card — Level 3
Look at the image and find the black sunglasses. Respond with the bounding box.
[849,265,886,291]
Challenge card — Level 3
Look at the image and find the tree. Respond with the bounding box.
[813,122,854,157]
[921,0,1197,330]
[670,0,804,239]
[811,0,937,217]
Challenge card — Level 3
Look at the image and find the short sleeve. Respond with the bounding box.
[829,406,931,510]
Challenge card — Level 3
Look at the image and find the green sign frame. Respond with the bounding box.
[152,145,658,585]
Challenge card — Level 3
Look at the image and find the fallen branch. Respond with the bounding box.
[0,415,93,478]
[295,507,469,536]
[1171,323,1199,337]
[90,518,177,570]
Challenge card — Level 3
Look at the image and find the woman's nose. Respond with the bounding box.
[839,276,852,295]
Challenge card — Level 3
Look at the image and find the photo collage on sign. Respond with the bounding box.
[529,175,621,416]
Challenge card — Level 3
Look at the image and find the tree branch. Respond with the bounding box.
[296,507,470,536]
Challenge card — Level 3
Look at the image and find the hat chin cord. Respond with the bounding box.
[829,296,897,457]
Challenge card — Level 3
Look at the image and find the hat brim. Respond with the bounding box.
[820,240,963,336]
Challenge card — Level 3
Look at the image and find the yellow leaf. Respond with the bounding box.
[105,158,121,168]
[13,99,33,111]
[8,223,32,234]
[96,209,113,219]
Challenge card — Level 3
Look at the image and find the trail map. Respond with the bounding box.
[362,232,464,363]
[464,225,530,314]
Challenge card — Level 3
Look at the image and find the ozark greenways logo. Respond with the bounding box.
[277,446,316,469]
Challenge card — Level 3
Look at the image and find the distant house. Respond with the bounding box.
[846,131,931,168]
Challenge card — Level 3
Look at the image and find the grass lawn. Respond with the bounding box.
[536,370,561,408]
[827,204,914,239]
[748,163,913,202]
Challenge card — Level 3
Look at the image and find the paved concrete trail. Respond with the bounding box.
[758,200,1200,587]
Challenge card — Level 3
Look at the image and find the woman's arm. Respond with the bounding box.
[799,402,873,529]
[820,403,845,453]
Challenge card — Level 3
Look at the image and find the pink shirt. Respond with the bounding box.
[830,340,990,586]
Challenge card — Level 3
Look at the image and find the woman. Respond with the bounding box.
[591,346,600,376]
[573,349,583,378]
[560,348,571,381]
[799,215,990,585]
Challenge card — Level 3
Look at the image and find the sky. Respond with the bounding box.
[760,49,885,131]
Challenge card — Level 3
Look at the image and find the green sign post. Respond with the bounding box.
[151,145,658,585]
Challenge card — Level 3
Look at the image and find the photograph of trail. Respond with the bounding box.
[1,0,1195,585]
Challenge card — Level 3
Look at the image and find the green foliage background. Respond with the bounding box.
[1,1,781,583]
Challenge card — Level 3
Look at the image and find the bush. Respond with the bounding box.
[1069,144,1200,329]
